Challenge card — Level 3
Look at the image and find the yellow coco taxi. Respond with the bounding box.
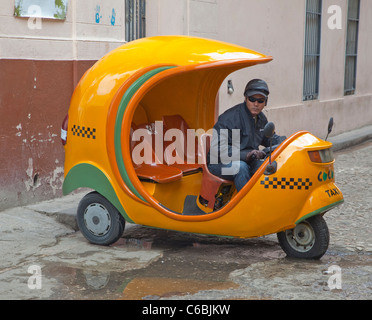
[61,36,343,259]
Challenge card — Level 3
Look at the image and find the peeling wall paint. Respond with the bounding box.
[0,59,96,210]
[24,158,41,192]
[47,165,65,195]
[24,158,64,196]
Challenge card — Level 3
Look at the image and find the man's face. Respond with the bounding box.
[245,94,266,117]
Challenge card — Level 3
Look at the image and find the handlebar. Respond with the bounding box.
[262,143,281,155]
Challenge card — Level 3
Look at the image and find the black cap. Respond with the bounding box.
[244,79,269,98]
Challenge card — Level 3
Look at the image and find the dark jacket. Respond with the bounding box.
[207,102,283,165]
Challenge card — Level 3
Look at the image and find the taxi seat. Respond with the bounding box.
[162,115,202,175]
[198,133,235,210]
[130,123,183,183]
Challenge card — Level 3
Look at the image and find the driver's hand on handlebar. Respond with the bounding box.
[246,150,266,163]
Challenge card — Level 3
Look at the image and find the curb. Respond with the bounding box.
[329,125,372,152]
[24,191,85,231]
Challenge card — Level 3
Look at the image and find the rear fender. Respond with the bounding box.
[295,182,344,224]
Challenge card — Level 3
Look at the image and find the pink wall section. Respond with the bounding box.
[0,59,96,210]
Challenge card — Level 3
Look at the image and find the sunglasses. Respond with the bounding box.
[248,96,266,104]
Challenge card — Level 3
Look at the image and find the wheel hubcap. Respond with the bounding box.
[285,221,315,252]
[84,203,111,236]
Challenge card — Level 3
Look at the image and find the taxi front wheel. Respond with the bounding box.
[77,191,125,246]
[277,215,329,260]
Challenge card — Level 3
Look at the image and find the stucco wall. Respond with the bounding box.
[148,0,372,138]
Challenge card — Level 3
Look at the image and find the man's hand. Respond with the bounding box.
[246,150,266,163]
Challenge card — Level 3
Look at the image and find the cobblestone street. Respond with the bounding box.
[328,141,372,253]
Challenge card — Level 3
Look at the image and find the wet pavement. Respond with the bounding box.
[0,142,371,300]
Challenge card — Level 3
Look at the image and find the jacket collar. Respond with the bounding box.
[242,101,264,123]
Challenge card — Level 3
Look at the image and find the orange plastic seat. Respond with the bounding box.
[198,133,234,209]
[134,163,183,183]
[130,123,183,183]
[162,115,202,174]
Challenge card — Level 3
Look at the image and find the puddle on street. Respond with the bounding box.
[42,259,240,300]
[41,226,281,300]
[40,226,371,300]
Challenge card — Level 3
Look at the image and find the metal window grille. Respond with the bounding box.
[125,0,146,42]
[303,0,322,101]
[344,0,360,96]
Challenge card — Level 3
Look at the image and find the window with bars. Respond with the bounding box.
[125,0,146,42]
[303,0,322,101]
[344,0,360,96]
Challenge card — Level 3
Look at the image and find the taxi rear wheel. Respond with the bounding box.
[277,215,329,259]
[77,191,125,246]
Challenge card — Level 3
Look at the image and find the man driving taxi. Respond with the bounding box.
[207,79,285,192]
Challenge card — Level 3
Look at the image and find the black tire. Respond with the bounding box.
[277,215,329,259]
[76,191,125,246]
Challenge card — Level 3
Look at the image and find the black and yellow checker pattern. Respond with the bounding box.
[71,125,96,140]
[261,177,313,190]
